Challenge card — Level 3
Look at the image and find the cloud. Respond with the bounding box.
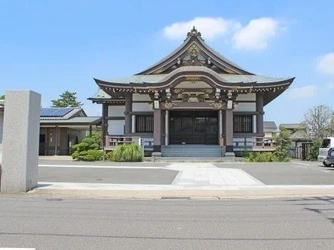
[288,85,317,99]
[232,18,280,50]
[163,17,240,40]
[317,53,334,74]
[162,16,284,51]
[326,82,334,89]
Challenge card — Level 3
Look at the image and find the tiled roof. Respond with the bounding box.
[98,67,292,85]
[280,123,302,130]
[264,121,277,132]
[40,116,101,125]
[88,88,111,100]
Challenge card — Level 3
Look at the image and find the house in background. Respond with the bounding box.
[39,107,101,156]
[264,121,277,145]
[280,123,311,159]
[89,27,295,157]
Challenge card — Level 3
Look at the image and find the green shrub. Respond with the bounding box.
[113,143,143,162]
[105,151,114,161]
[245,151,291,162]
[86,149,104,161]
[71,132,102,161]
[245,152,274,162]
[307,139,321,161]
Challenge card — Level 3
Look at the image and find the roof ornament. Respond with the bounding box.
[186,26,203,40]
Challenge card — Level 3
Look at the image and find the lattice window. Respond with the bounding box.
[233,115,253,133]
[135,115,153,133]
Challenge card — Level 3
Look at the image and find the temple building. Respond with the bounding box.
[89,27,295,157]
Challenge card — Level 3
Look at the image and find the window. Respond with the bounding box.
[321,139,331,148]
[233,115,253,133]
[136,115,153,133]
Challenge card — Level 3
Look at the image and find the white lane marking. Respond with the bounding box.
[0,248,36,250]
[39,164,164,169]
[293,162,310,166]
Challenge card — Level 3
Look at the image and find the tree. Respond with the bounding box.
[302,104,333,140]
[274,126,292,161]
[0,95,4,99]
[51,91,82,107]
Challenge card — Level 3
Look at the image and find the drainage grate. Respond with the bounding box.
[46,198,63,202]
[161,197,191,200]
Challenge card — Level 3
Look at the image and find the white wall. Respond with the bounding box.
[133,94,151,101]
[108,120,125,135]
[108,106,125,117]
[234,103,256,112]
[132,103,152,112]
[236,93,256,101]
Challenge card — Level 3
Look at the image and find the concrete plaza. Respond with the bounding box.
[33,159,334,199]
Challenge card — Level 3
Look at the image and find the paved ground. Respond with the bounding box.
[39,167,178,185]
[1,196,334,250]
[39,160,334,186]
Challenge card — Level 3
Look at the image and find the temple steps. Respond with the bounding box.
[161,145,224,157]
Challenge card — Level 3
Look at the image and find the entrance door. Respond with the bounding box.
[169,110,218,144]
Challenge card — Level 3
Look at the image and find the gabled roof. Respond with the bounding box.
[137,26,252,75]
[40,107,86,120]
[264,121,277,132]
[280,123,303,130]
[40,107,101,126]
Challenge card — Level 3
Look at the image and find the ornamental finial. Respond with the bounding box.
[186,26,202,39]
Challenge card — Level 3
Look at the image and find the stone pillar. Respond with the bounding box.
[153,108,162,155]
[124,93,132,136]
[1,90,41,193]
[256,93,264,136]
[101,103,108,148]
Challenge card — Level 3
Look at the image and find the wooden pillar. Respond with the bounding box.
[54,126,58,155]
[256,93,264,136]
[165,110,169,145]
[225,109,234,153]
[153,108,162,154]
[219,110,223,138]
[124,93,132,136]
[101,103,108,148]
[89,125,92,136]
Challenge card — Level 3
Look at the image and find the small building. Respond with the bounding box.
[280,123,311,158]
[89,27,295,157]
[39,107,101,155]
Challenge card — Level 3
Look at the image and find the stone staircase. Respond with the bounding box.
[161,145,225,157]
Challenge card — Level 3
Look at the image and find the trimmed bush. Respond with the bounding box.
[71,132,102,161]
[113,143,143,162]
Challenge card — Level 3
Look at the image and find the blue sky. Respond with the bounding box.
[1,0,334,125]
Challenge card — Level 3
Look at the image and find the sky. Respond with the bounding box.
[1,0,334,125]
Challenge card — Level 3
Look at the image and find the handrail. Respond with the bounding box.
[105,135,141,149]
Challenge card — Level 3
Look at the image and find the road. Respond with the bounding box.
[0,195,334,249]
